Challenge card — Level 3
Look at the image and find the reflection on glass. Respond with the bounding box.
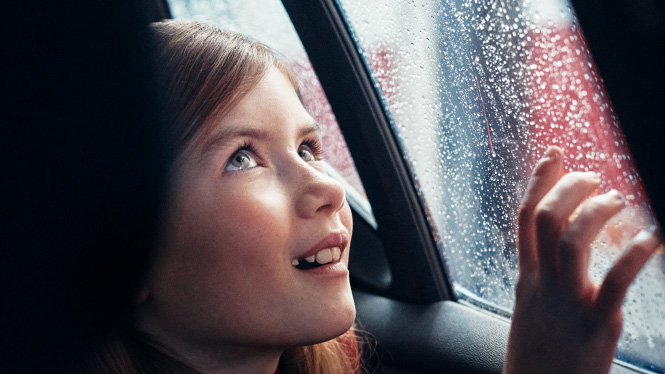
[337,0,664,371]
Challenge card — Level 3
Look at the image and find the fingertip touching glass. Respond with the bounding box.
[335,0,664,372]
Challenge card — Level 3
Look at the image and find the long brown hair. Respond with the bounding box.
[151,19,297,156]
[74,19,361,374]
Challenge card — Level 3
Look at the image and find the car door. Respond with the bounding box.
[160,0,665,373]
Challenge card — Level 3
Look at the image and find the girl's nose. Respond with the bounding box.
[294,163,346,219]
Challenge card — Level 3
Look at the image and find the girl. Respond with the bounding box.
[77,19,662,374]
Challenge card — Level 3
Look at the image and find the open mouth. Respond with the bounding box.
[292,247,342,270]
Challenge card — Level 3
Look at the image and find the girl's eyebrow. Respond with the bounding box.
[200,120,320,156]
[302,120,321,138]
[200,127,271,157]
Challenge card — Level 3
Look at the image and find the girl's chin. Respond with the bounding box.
[293,303,356,346]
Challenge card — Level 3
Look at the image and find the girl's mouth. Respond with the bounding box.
[291,247,342,270]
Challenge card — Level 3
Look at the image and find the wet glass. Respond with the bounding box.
[336,0,664,371]
[166,0,374,226]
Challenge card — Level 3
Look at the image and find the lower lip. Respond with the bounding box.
[296,260,348,278]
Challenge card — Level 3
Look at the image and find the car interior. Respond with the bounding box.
[2,0,663,373]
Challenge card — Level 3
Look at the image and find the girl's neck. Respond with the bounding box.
[149,336,283,374]
[133,320,283,374]
[181,348,281,374]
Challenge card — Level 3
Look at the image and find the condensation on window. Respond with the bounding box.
[336,0,664,371]
[166,0,373,223]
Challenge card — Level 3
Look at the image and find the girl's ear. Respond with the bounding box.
[133,287,150,305]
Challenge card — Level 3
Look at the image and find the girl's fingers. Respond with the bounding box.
[559,190,625,289]
[534,171,600,278]
[518,146,563,274]
[596,227,662,316]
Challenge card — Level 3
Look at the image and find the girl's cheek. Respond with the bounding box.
[341,203,353,230]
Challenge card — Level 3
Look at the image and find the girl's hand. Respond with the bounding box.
[503,146,662,374]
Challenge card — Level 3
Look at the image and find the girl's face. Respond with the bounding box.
[137,67,355,363]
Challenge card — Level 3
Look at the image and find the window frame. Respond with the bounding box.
[280,1,663,373]
[281,0,453,304]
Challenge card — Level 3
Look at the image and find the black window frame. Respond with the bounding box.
[281,0,453,304]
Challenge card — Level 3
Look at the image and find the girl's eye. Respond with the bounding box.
[298,138,322,162]
[225,149,258,171]
[298,144,317,162]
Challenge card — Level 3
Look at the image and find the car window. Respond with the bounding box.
[165,0,376,228]
[335,0,664,371]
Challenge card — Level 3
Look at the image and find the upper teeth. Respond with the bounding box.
[292,247,342,267]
